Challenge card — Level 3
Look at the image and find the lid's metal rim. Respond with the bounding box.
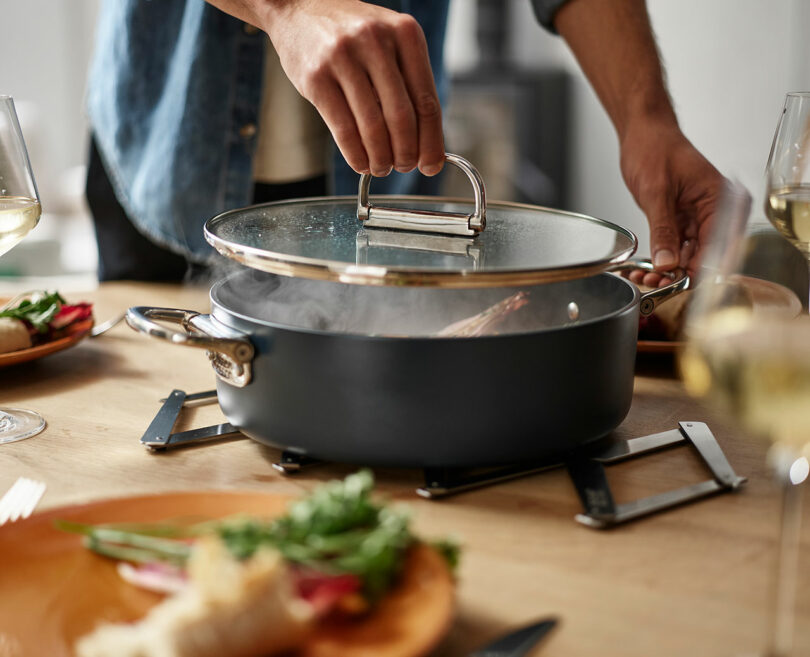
[208,244,637,288]
[205,195,638,288]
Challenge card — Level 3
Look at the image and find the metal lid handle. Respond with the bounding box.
[357,153,486,236]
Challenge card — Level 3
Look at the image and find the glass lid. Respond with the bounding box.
[205,154,637,288]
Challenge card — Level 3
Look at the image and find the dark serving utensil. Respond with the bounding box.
[467,617,558,657]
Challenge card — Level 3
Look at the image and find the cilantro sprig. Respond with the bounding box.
[219,470,414,597]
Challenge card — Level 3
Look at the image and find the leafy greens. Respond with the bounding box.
[0,291,66,333]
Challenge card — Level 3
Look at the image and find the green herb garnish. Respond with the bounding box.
[218,470,414,598]
[0,291,65,333]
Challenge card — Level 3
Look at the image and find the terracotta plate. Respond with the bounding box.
[0,315,93,368]
[636,339,683,355]
[0,491,455,657]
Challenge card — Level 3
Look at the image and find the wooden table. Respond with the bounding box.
[1,282,808,656]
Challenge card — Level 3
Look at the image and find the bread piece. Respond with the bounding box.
[0,317,31,353]
[75,538,313,657]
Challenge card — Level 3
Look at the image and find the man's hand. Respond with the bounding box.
[619,118,726,287]
[554,0,728,286]
[260,0,445,178]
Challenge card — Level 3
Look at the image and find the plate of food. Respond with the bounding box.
[637,275,803,354]
[0,291,94,367]
[0,471,458,657]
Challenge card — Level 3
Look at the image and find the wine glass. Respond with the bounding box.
[680,170,809,657]
[766,92,810,301]
[0,95,46,444]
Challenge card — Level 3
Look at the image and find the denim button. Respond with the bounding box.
[239,123,257,139]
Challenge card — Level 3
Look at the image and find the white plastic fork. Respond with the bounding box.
[0,477,46,525]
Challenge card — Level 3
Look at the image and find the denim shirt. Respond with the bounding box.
[87,0,563,261]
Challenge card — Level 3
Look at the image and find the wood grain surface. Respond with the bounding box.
[0,281,808,656]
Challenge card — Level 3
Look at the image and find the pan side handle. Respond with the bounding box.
[609,259,690,317]
[126,307,255,387]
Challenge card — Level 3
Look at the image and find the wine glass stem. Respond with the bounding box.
[767,469,805,657]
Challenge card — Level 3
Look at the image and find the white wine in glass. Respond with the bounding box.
[766,185,810,258]
[0,195,41,257]
[0,95,46,444]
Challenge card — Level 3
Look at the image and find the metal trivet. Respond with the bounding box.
[566,421,746,528]
[140,389,242,450]
[141,389,747,528]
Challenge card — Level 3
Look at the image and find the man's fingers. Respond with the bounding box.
[641,271,666,288]
[628,269,646,285]
[310,78,369,174]
[628,269,665,288]
[332,52,395,176]
[368,71,418,173]
[359,24,419,173]
[640,192,681,270]
[394,17,445,176]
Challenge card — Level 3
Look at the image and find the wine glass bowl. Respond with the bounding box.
[766,92,810,260]
[0,96,46,444]
[0,97,40,257]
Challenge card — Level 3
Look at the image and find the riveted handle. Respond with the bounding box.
[126,306,254,387]
[357,153,486,236]
[609,259,690,316]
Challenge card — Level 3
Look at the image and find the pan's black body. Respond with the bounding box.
[210,270,640,467]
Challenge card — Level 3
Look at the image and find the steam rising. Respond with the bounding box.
[210,266,634,337]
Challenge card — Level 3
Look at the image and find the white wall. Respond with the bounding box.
[0,0,99,279]
[448,0,808,258]
[0,0,99,212]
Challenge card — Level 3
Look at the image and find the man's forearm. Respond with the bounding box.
[553,0,726,282]
[203,0,307,33]
[554,0,677,140]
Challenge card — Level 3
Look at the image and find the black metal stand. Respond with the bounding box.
[140,389,242,450]
[141,390,747,527]
[567,421,746,528]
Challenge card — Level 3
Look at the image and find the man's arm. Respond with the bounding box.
[206,0,445,179]
[554,0,726,284]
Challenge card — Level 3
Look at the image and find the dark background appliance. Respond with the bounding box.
[443,0,572,209]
